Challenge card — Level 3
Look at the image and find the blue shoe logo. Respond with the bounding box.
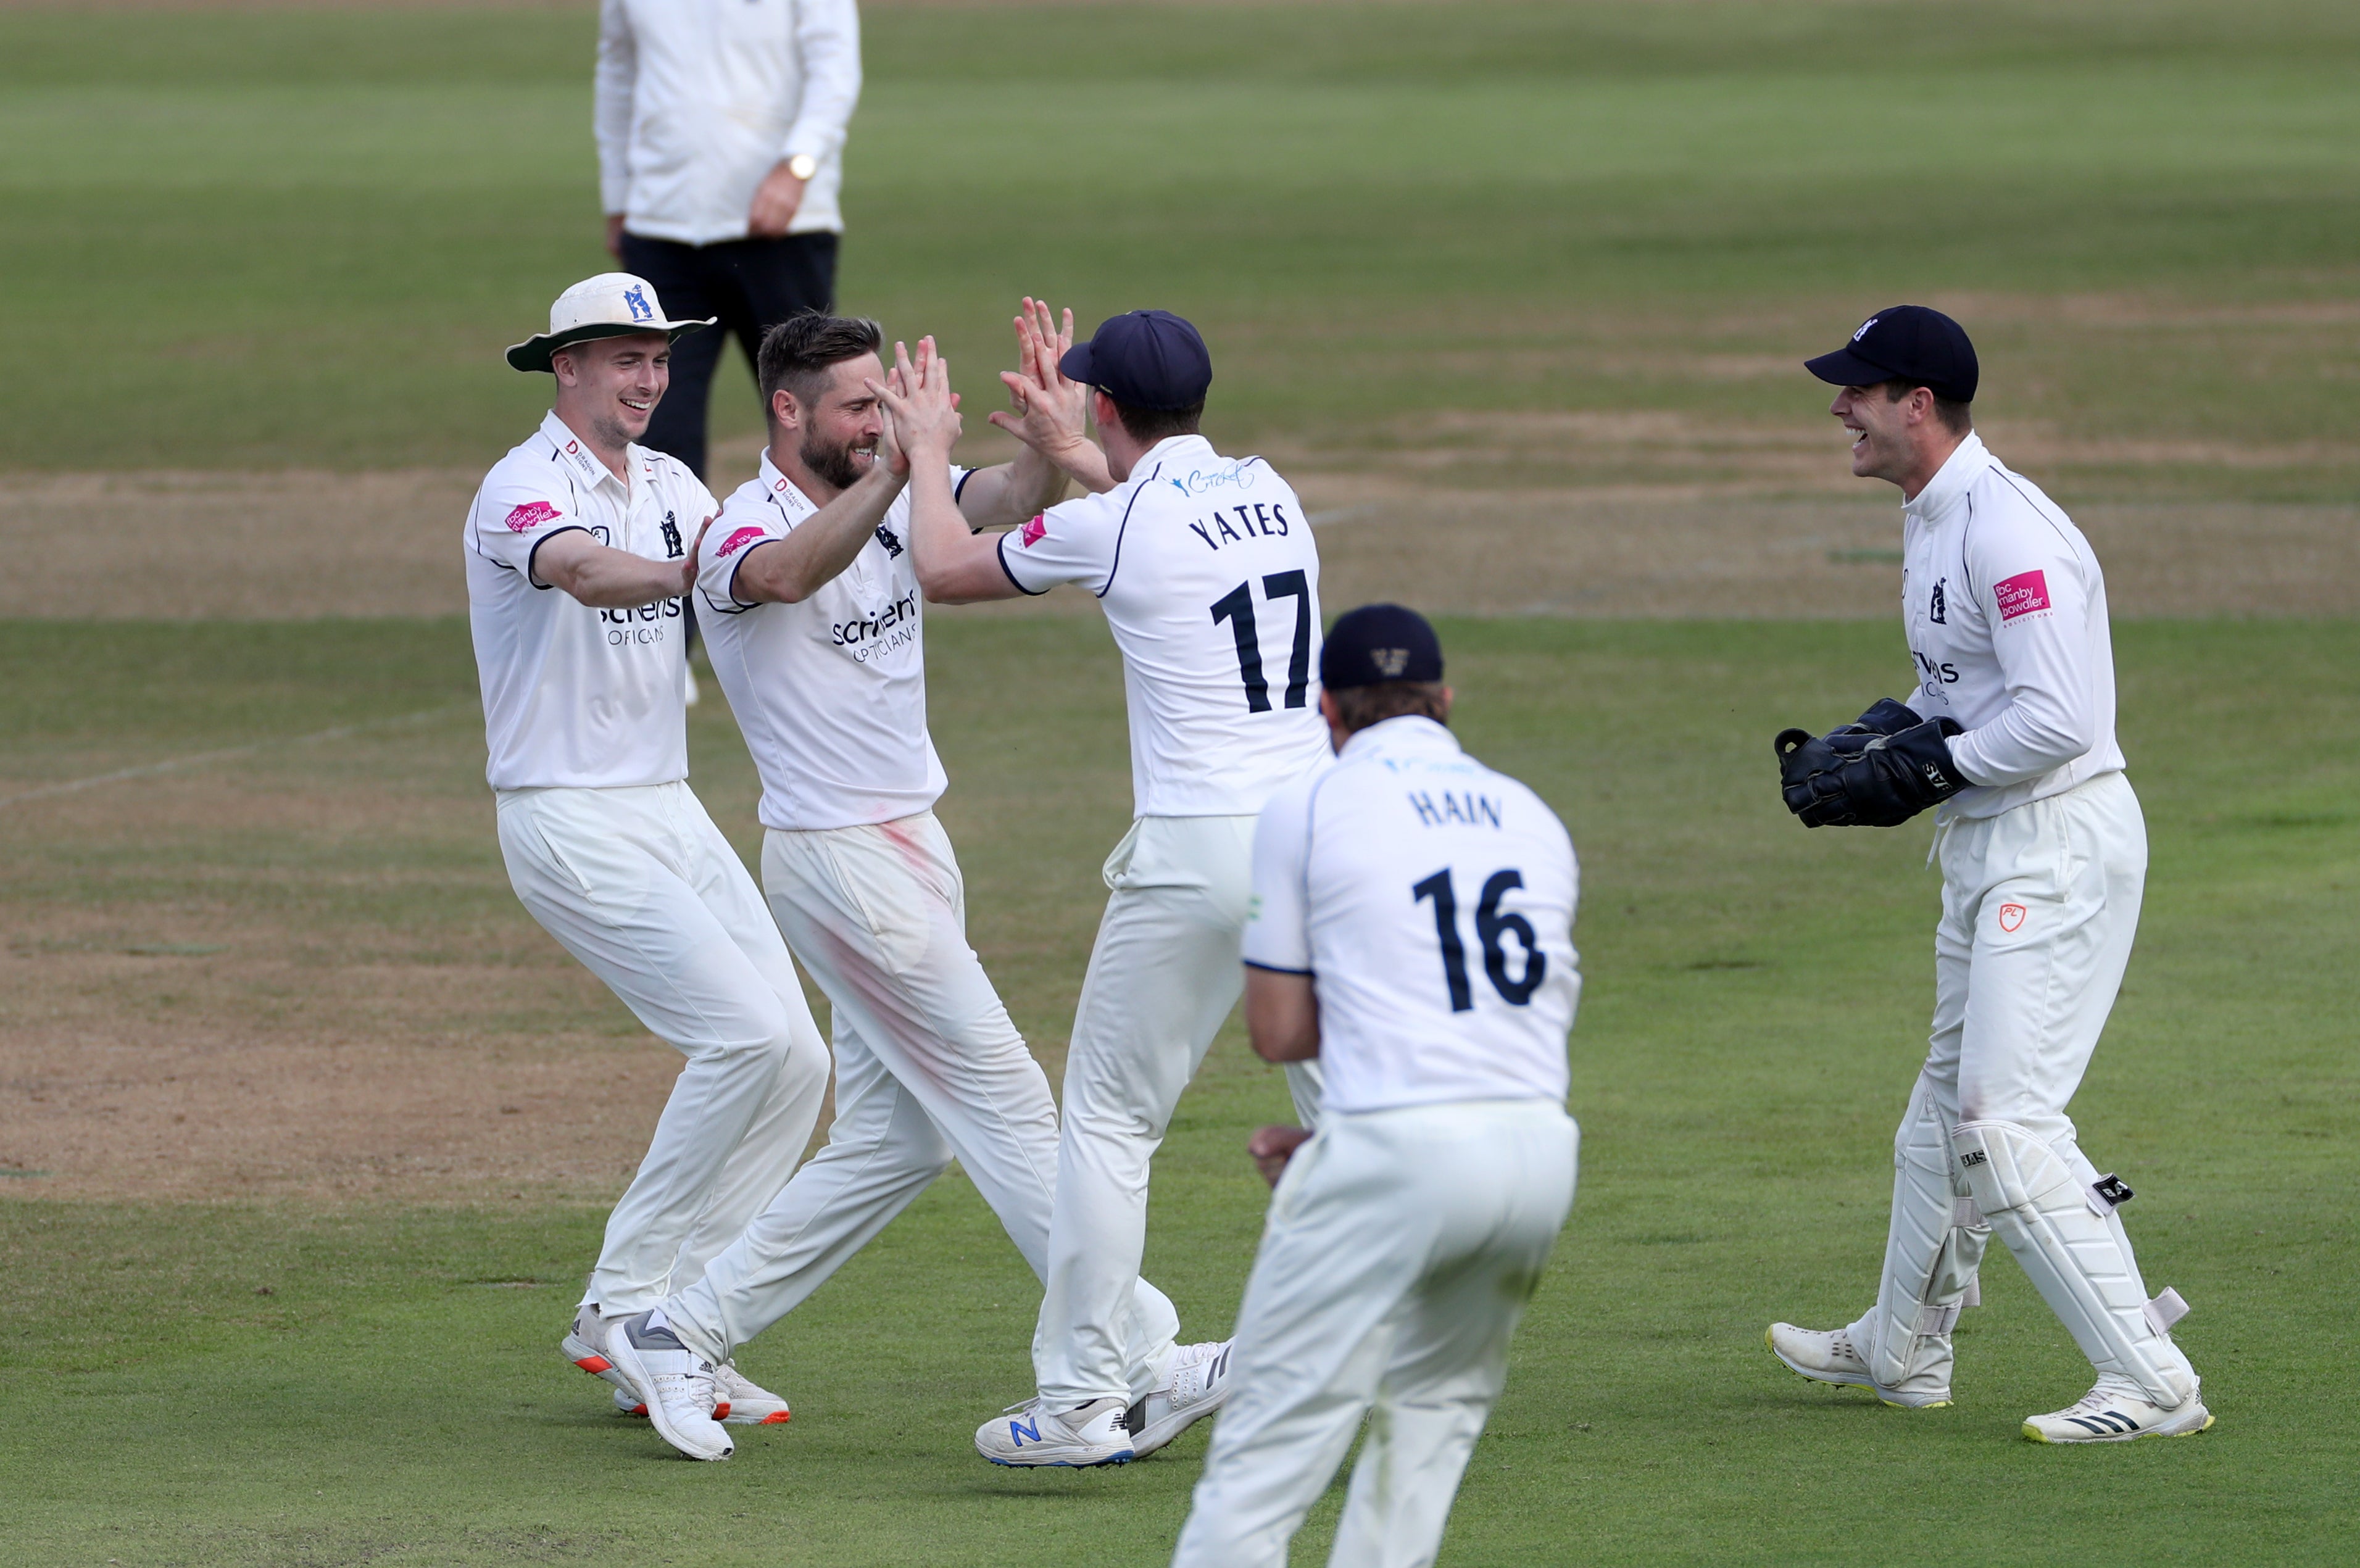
[1009,1416,1041,1446]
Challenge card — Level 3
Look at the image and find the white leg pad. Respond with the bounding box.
[1859,1087,1987,1395]
[1952,1119,2196,1408]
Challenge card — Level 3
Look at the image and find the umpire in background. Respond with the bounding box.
[596,0,862,481]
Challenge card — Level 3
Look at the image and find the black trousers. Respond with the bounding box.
[620,230,839,482]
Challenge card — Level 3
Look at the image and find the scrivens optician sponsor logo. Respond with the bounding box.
[599,597,683,646]
[834,592,920,664]
[505,500,563,532]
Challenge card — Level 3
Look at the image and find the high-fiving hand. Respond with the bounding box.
[868,337,963,464]
[989,298,1090,462]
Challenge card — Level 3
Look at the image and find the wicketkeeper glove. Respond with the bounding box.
[1775,700,1966,828]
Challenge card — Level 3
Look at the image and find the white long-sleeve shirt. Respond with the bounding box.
[596,0,860,246]
[1900,431,2125,821]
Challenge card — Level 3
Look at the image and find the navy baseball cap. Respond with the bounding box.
[1805,305,1978,404]
[1060,310,1213,410]
[1320,604,1444,692]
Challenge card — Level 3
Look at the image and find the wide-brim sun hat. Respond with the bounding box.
[505,273,717,373]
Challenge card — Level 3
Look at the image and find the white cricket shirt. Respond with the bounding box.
[596,0,860,245]
[997,434,1334,818]
[1245,716,1581,1115]
[464,412,714,791]
[695,453,967,832]
[1900,432,2125,821]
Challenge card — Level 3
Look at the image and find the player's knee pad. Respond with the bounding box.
[1951,1119,2195,1406]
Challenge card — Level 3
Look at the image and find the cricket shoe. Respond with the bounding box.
[714,1362,791,1426]
[1764,1323,1951,1409]
[612,1387,649,1418]
[562,1304,632,1396]
[1127,1339,1237,1457]
[2022,1377,2212,1444]
[603,1312,732,1461]
[975,1397,1135,1468]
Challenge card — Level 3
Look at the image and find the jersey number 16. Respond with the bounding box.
[1412,868,1545,1011]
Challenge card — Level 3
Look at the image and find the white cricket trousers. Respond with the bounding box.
[1171,1100,1577,1568]
[1857,770,2180,1387]
[496,782,831,1316]
[1034,815,1325,1409]
[662,813,1180,1392]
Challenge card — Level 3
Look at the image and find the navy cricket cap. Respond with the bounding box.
[1060,310,1213,410]
[1805,305,1978,404]
[1320,604,1444,692]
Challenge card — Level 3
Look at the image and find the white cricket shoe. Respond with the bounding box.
[562,1304,632,1395]
[2022,1377,2212,1444]
[604,1312,732,1461]
[1128,1339,1237,1457]
[974,1397,1135,1468]
[612,1387,648,1418]
[1765,1323,1951,1409]
[714,1362,792,1426]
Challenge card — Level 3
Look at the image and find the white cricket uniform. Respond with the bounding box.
[1173,715,1581,1568]
[465,413,830,1316]
[596,0,860,245]
[1845,433,2197,1408]
[652,454,1181,1395]
[996,434,1336,1410]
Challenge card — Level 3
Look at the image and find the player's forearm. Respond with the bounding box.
[738,466,905,605]
[539,539,684,609]
[910,456,1018,603]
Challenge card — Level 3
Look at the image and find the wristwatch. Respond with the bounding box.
[785,152,818,183]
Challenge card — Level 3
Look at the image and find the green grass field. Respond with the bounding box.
[4,1,2358,1564]
[4,616,2357,1565]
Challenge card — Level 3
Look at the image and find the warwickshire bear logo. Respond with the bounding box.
[622,284,654,323]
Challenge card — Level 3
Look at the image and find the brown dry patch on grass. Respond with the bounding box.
[11,440,2346,622]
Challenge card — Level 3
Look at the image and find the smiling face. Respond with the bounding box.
[551,332,671,455]
[775,352,886,497]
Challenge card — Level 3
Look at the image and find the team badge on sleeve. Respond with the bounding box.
[504,500,562,532]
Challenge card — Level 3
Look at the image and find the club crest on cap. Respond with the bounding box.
[623,284,654,323]
[1371,648,1411,678]
[1853,316,1879,342]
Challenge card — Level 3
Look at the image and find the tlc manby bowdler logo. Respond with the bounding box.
[504,500,562,532]
[1995,569,2053,623]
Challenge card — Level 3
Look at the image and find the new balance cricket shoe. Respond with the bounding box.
[974,1398,1136,1467]
[603,1312,732,1461]
[562,1305,632,1395]
[713,1362,791,1425]
[1764,1323,1952,1409]
[1127,1339,1237,1457]
[2022,1378,2212,1444]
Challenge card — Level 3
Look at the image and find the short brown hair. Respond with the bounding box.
[1103,396,1204,445]
[758,313,884,420]
[1880,378,1973,435]
[1331,681,1448,734]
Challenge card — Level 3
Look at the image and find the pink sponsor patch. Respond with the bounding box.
[1994,568,2051,621]
[504,500,562,532]
[716,525,768,558]
[1019,515,1047,548]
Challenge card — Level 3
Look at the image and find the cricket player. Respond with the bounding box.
[601,307,1219,1464]
[466,273,830,1430]
[1171,604,1582,1567]
[876,311,1331,1466]
[1765,306,2211,1443]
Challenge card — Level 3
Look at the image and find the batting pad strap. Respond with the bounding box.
[2145,1288,2192,1336]
[1952,1197,1987,1230]
[2085,1173,2135,1217]
[1913,1302,1962,1337]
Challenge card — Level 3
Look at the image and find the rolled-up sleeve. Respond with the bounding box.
[594,0,637,215]
[783,0,862,164]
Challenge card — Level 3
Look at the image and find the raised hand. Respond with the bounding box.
[868,336,962,462]
[989,297,1091,462]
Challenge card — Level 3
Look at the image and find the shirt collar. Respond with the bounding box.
[541,410,629,493]
[758,448,817,518]
[1903,429,1992,524]
[1132,433,1216,478]
[1338,713,1463,765]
